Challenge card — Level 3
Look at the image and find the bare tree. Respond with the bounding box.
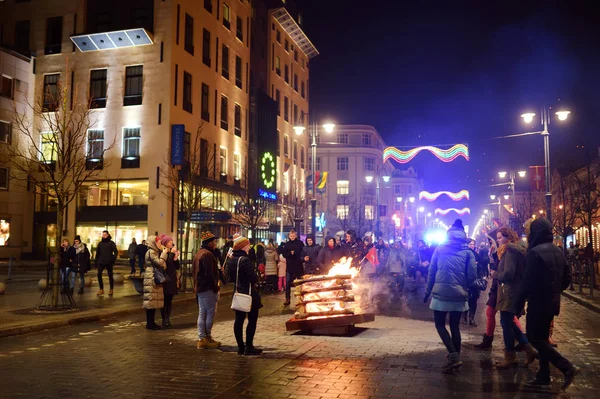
[232,171,269,238]
[4,65,113,308]
[284,180,308,233]
[330,193,354,234]
[552,170,578,252]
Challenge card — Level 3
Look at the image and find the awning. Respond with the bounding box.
[71,28,153,52]
[272,8,319,59]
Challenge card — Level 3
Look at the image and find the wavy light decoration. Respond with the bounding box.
[419,190,470,202]
[434,208,471,216]
[383,144,469,163]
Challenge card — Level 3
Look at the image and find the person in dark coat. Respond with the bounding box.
[59,238,76,294]
[343,229,366,268]
[136,240,148,275]
[72,236,91,294]
[301,234,322,275]
[193,232,221,349]
[158,235,180,328]
[95,230,117,296]
[463,239,481,326]
[282,229,304,306]
[317,236,342,274]
[518,218,580,390]
[127,238,138,275]
[228,234,263,356]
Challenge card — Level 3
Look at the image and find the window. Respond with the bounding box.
[15,20,30,53]
[283,135,289,157]
[234,104,242,137]
[236,16,243,41]
[362,134,372,146]
[220,95,228,130]
[337,133,348,144]
[284,39,289,52]
[184,13,194,55]
[219,147,227,175]
[293,74,298,91]
[293,104,298,124]
[294,49,298,62]
[201,83,210,121]
[394,184,401,194]
[337,205,349,219]
[124,65,143,106]
[275,90,281,116]
[300,110,305,124]
[0,168,8,190]
[89,69,107,108]
[222,3,231,29]
[276,30,281,43]
[0,121,11,144]
[123,128,141,159]
[43,74,59,111]
[183,72,192,113]
[301,58,305,69]
[275,56,281,76]
[364,157,375,171]
[394,200,402,211]
[300,146,305,168]
[365,205,374,220]
[202,29,211,66]
[337,180,349,195]
[301,81,305,98]
[284,96,289,121]
[1,76,13,99]
[235,56,242,88]
[284,64,289,83]
[337,157,348,171]
[221,45,229,79]
[87,129,104,160]
[316,157,321,171]
[293,141,298,164]
[40,132,57,162]
[45,16,63,55]
[204,0,213,13]
[233,152,241,179]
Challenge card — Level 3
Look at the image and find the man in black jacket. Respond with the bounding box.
[301,234,322,275]
[95,230,118,296]
[282,229,304,306]
[519,218,580,391]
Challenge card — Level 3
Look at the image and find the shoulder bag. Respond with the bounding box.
[231,257,253,312]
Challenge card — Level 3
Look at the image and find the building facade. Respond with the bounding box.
[0,0,252,257]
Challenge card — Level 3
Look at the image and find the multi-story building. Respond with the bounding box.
[314,125,422,242]
[0,0,252,257]
[0,47,35,258]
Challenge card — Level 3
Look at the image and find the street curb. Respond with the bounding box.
[562,290,600,314]
[0,289,233,339]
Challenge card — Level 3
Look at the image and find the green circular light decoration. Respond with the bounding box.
[261,152,276,189]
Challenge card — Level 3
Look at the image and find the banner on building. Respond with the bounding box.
[170,124,185,166]
[529,165,545,191]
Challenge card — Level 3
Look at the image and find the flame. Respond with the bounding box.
[327,257,359,279]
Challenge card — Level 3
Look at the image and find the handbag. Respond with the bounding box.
[153,265,169,285]
[231,257,253,312]
[466,251,488,291]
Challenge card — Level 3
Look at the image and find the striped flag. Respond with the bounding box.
[316,172,328,194]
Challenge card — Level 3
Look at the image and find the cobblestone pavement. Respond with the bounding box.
[1,280,600,398]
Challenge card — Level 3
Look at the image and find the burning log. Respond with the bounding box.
[292,274,353,286]
[296,290,354,303]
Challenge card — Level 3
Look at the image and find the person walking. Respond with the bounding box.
[228,234,263,356]
[128,238,138,276]
[95,230,117,296]
[424,219,476,372]
[282,230,304,306]
[264,239,279,291]
[386,240,406,298]
[518,218,580,390]
[143,235,168,330]
[301,234,322,275]
[136,240,148,276]
[193,232,221,349]
[72,236,91,294]
[159,235,180,328]
[317,236,342,274]
[493,227,538,368]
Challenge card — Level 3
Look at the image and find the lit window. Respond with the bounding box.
[365,205,374,220]
[40,132,57,162]
[233,152,240,179]
[336,205,349,219]
[0,218,10,245]
[87,129,104,160]
[43,74,59,112]
[123,127,140,159]
[337,180,349,195]
[219,147,227,175]
[222,3,231,29]
[283,135,289,157]
[293,141,298,164]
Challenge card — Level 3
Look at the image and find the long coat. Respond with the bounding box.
[494,243,527,314]
[143,236,167,310]
[264,246,279,276]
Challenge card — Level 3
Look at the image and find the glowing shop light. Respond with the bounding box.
[419,190,470,201]
[434,208,471,216]
[383,144,469,164]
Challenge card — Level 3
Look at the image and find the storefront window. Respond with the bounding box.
[76,223,148,258]
[117,180,148,205]
[79,180,148,207]
[0,219,10,246]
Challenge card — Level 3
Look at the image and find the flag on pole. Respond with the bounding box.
[529,166,545,191]
[306,173,314,194]
[316,172,328,194]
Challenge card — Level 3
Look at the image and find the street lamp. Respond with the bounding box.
[498,170,526,215]
[490,194,496,201]
[484,209,489,214]
[521,107,571,223]
[365,169,390,237]
[294,121,335,240]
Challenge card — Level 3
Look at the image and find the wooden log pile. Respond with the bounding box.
[293,274,356,319]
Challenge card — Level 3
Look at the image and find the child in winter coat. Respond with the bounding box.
[277,253,287,292]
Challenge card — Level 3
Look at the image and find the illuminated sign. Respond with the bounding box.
[259,189,276,201]
[383,144,469,163]
[434,208,471,216]
[261,152,276,189]
[419,190,470,201]
[170,124,185,166]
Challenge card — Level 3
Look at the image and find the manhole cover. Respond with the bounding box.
[12,307,98,315]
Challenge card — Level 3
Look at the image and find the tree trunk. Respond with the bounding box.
[52,207,64,308]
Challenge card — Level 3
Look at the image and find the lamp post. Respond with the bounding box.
[521,107,571,223]
[294,121,335,242]
[366,172,390,237]
[497,170,526,214]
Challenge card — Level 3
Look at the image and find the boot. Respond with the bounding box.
[496,350,518,369]
[442,352,462,372]
[97,289,104,295]
[561,365,581,391]
[208,336,221,347]
[523,344,538,367]
[468,314,477,327]
[108,289,113,296]
[196,338,207,349]
[244,346,263,356]
[474,334,493,350]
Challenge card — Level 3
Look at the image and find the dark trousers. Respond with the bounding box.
[285,271,300,300]
[500,311,529,350]
[97,264,114,290]
[434,310,462,354]
[129,258,136,274]
[467,290,479,317]
[234,307,259,350]
[160,294,174,324]
[138,257,145,274]
[527,312,572,382]
[146,309,157,327]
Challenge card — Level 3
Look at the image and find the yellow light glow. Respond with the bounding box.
[555,110,570,121]
[322,123,335,133]
[518,171,527,178]
[498,171,507,179]
[521,112,536,123]
[293,126,305,136]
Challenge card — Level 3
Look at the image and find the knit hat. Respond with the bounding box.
[160,235,174,246]
[200,231,217,245]
[232,233,250,251]
[450,219,464,232]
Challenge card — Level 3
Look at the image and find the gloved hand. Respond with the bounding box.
[423,293,430,303]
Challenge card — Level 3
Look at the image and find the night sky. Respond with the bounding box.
[300,0,600,229]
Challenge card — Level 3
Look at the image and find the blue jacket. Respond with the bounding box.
[425,229,477,302]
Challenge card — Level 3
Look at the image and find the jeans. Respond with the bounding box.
[433,310,462,354]
[234,307,259,350]
[285,272,299,300]
[527,312,572,382]
[138,257,145,275]
[500,311,529,350]
[97,263,114,290]
[485,306,523,336]
[197,291,218,339]
[161,294,174,325]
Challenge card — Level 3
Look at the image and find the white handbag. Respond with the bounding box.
[231,257,252,312]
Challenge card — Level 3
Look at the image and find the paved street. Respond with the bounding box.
[1,280,600,398]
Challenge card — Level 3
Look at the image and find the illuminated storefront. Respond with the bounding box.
[0,219,10,246]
